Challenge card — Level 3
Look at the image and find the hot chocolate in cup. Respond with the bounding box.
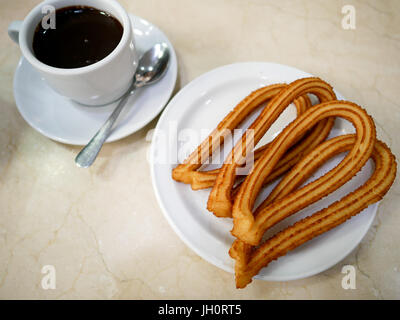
[8,0,138,106]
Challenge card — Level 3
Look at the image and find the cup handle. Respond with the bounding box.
[8,21,22,44]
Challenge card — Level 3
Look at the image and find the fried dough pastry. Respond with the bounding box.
[230,118,332,199]
[232,101,376,245]
[193,109,332,192]
[172,84,286,185]
[229,135,397,288]
[188,93,313,190]
[172,83,332,192]
[208,78,336,217]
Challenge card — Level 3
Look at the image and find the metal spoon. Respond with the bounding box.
[75,43,170,168]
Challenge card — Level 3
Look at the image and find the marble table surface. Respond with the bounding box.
[0,0,399,299]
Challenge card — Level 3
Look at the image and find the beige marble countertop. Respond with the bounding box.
[0,0,399,299]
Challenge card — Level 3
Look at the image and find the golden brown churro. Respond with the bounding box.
[172,84,324,190]
[231,101,376,245]
[172,84,286,185]
[208,78,336,218]
[230,135,396,288]
[188,94,313,190]
[172,84,333,189]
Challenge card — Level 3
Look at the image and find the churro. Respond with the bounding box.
[231,101,376,245]
[172,84,286,185]
[230,135,396,288]
[172,83,332,192]
[208,78,336,217]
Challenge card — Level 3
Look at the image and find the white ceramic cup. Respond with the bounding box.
[8,0,138,106]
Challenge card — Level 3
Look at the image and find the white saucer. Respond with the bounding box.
[150,62,377,282]
[13,14,177,145]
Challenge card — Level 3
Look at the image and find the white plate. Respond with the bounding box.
[13,14,177,145]
[150,62,377,282]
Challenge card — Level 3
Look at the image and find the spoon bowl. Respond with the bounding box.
[135,43,170,88]
[75,43,170,168]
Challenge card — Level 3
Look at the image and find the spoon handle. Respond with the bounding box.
[75,88,135,168]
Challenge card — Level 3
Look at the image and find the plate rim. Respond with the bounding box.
[150,61,378,282]
[13,13,178,146]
